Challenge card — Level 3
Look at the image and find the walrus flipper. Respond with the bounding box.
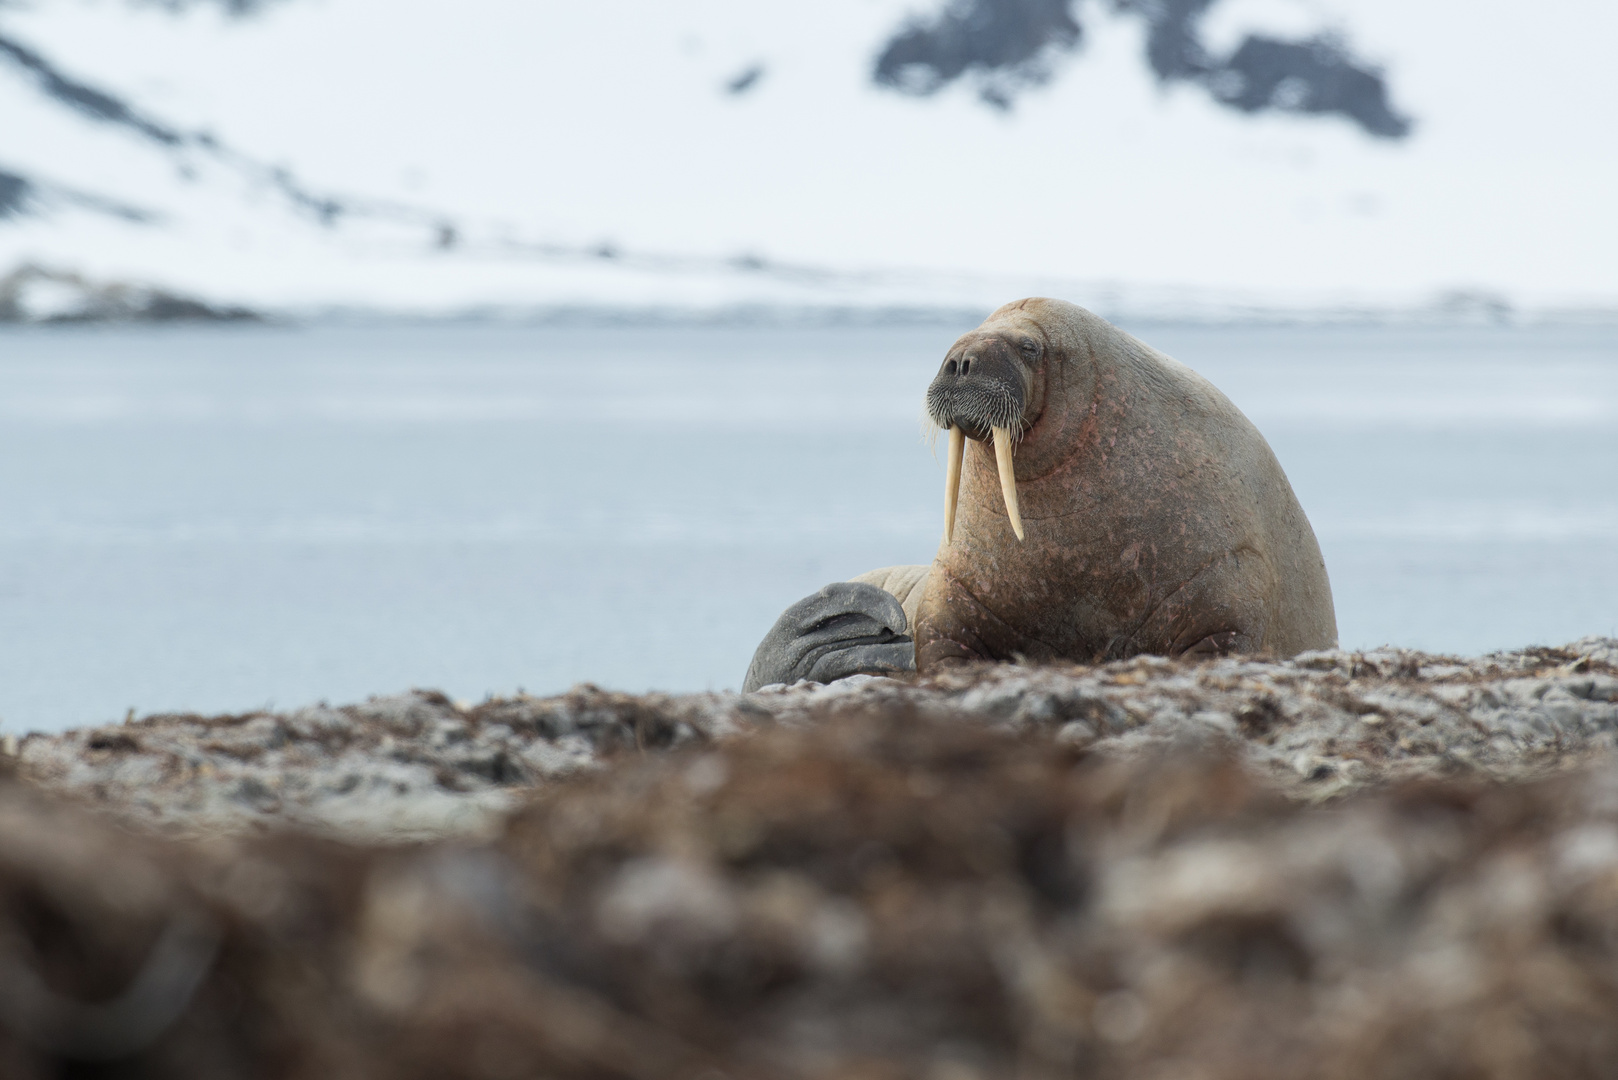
[743,582,914,692]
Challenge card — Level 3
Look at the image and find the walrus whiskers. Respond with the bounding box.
[944,426,965,543]
[991,425,1024,541]
[921,414,942,453]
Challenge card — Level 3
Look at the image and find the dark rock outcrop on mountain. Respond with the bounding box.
[142,0,287,12]
[0,638,1616,1077]
[725,63,767,95]
[0,169,30,219]
[0,11,403,229]
[0,264,260,323]
[1116,0,1411,137]
[0,30,186,146]
[874,0,1083,111]
[876,0,1411,137]
[0,166,156,224]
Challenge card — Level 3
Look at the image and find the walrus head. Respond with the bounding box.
[925,317,1051,543]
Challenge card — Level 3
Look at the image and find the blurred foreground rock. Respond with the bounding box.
[0,639,1616,1077]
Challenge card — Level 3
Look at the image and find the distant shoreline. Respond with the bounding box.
[6,261,1618,330]
[7,301,1618,331]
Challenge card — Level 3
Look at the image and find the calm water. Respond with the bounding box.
[0,321,1614,732]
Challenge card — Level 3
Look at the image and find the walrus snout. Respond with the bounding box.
[924,337,1027,440]
[926,334,1032,544]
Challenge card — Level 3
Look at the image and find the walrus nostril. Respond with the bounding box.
[946,359,957,375]
[961,358,972,375]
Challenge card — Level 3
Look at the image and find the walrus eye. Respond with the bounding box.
[1020,339,1040,361]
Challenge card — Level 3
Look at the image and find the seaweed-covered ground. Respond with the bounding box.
[1,638,1617,1077]
[16,638,1618,840]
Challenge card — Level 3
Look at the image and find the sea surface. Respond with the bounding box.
[0,320,1613,733]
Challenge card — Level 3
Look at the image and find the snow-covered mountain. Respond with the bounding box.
[2,0,1615,319]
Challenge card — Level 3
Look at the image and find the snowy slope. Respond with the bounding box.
[1,0,1616,316]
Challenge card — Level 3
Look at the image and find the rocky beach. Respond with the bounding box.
[15,638,1618,841]
[2,638,1617,1076]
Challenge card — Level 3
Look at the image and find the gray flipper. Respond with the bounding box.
[743,582,915,692]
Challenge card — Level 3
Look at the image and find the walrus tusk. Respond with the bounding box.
[992,425,1024,541]
[944,426,965,543]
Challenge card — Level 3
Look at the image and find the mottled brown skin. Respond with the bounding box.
[916,298,1336,670]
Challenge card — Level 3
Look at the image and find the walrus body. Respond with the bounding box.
[916,298,1335,668]
[743,298,1335,690]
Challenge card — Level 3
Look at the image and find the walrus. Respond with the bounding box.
[744,299,1335,690]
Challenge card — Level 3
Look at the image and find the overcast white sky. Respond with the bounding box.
[2,0,1615,312]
